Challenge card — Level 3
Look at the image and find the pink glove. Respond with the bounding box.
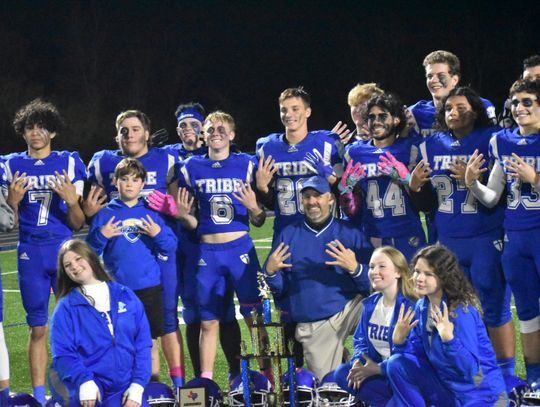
[147,190,177,217]
[377,152,411,185]
[339,160,365,194]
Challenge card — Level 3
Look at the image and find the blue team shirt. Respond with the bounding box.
[256,130,341,235]
[409,98,496,137]
[86,198,177,290]
[1,151,86,243]
[88,148,177,198]
[489,128,540,231]
[418,127,504,238]
[344,137,422,239]
[179,153,257,236]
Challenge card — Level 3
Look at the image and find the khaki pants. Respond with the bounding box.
[295,295,364,380]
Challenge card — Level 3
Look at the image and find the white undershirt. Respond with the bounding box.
[81,282,113,336]
[368,297,394,359]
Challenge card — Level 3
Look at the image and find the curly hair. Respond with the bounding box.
[363,92,407,136]
[434,86,491,131]
[13,98,65,137]
[411,245,482,315]
[57,239,112,301]
[372,246,419,302]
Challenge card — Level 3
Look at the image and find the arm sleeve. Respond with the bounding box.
[351,305,369,363]
[468,159,506,208]
[151,214,178,256]
[86,214,108,256]
[50,303,94,387]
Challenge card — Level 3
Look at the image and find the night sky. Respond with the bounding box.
[0,0,537,162]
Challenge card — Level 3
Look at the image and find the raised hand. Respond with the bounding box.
[49,170,80,206]
[431,302,454,342]
[392,304,418,345]
[147,190,177,217]
[339,160,365,195]
[176,187,194,217]
[232,182,259,212]
[100,216,123,239]
[332,121,352,155]
[409,160,431,192]
[449,158,467,182]
[265,242,292,275]
[505,152,539,185]
[150,128,169,147]
[378,152,411,185]
[83,184,108,217]
[305,150,335,178]
[464,149,487,187]
[325,239,358,274]
[256,154,277,193]
[138,214,161,237]
[6,171,31,208]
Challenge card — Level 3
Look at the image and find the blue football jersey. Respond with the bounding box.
[409,98,496,137]
[179,152,257,236]
[88,147,177,198]
[344,137,422,239]
[418,127,504,238]
[489,128,540,231]
[1,151,86,242]
[256,130,341,235]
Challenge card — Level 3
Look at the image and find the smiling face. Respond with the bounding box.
[368,251,401,293]
[23,124,55,157]
[511,91,540,134]
[204,119,235,153]
[62,250,99,286]
[177,118,203,149]
[280,97,311,134]
[367,106,399,143]
[413,257,441,298]
[444,95,476,137]
[301,188,333,225]
[117,116,150,158]
[425,63,460,102]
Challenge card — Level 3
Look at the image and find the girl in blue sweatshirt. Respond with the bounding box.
[387,245,507,406]
[334,246,418,406]
[49,239,152,406]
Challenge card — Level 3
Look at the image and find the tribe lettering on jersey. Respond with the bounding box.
[88,148,176,199]
[418,127,504,238]
[409,98,496,137]
[367,298,392,359]
[345,137,422,238]
[256,130,340,234]
[179,153,257,236]
[1,151,86,242]
[489,128,540,231]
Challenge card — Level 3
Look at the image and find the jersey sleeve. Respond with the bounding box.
[70,151,87,196]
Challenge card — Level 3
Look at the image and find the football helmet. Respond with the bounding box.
[282,367,318,406]
[141,381,176,407]
[228,370,272,406]
[522,382,540,406]
[504,374,529,406]
[184,377,223,407]
[316,370,357,407]
[7,393,41,407]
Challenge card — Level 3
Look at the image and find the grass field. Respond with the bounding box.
[0,217,526,396]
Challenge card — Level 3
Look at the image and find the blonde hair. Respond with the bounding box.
[347,83,384,106]
[205,110,236,132]
[373,246,418,301]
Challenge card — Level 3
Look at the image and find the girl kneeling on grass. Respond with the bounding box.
[387,244,508,406]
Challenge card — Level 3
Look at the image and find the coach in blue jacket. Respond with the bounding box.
[264,176,371,379]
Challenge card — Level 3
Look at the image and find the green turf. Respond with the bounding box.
[0,216,526,395]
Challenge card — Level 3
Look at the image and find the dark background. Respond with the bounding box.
[0,0,537,162]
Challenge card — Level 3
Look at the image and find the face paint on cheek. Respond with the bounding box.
[191,123,201,135]
[438,75,449,89]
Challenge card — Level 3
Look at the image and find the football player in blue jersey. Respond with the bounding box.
[409,50,496,137]
[465,78,540,385]
[85,110,185,388]
[175,110,270,382]
[408,86,516,376]
[1,99,86,404]
[0,168,15,406]
[150,102,242,380]
[343,92,426,261]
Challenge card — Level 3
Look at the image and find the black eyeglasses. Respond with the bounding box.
[510,98,538,108]
[367,113,390,122]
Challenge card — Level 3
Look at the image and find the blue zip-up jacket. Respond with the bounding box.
[264,217,371,322]
[351,292,415,376]
[393,296,506,405]
[50,282,152,397]
[87,198,177,290]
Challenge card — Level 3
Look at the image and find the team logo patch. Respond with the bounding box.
[450,140,461,147]
[34,159,45,166]
[408,236,420,248]
[120,218,143,243]
[188,390,199,400]
[118,301,127,313]
[240,254,250,264]
[198,258,207,266]
[373,148,385,154]
[517,138,528,145]
[211,162,222,168]
[19,252,30,260]
[504,233,509,242]
[493,239,504,252]
[287,145,298,153]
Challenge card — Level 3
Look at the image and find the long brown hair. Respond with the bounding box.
[373,246,419,302]
[56,239,112,300]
